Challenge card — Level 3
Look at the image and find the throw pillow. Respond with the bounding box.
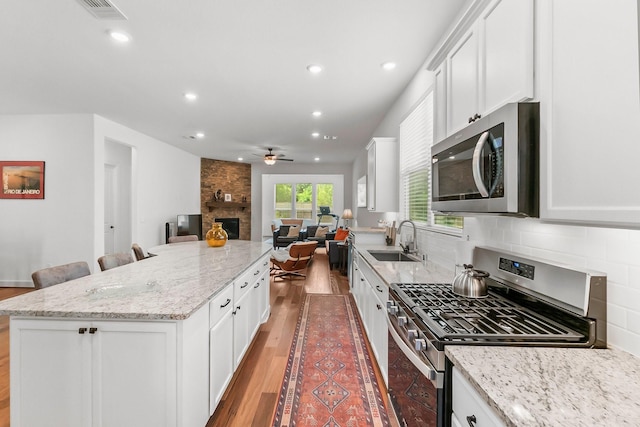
[314,226,329,238]
[286,225,300,238]
[334,228,349,241]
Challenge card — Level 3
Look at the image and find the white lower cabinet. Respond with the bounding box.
[352,252,388,385]
[452,367,505,427]
[11,319,178,427]
[209,285,235,413]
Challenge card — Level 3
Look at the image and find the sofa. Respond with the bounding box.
[302,225,336,247]
[272,224,305,249]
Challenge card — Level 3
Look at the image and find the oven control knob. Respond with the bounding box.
[397,316,407,327]
[415,339,427,351]
[387,303,398,315]
[407,329,417,340]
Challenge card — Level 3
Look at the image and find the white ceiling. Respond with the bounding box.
[1,0,467,165]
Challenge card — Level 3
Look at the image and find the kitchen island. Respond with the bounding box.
[0,240,272,427]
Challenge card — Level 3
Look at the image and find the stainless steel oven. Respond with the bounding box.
[385,246,607,427]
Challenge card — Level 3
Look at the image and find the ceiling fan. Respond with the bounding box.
[261,148,293,165]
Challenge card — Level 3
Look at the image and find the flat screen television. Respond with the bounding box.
[176,214,202,240]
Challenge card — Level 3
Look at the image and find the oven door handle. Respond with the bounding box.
[387,316,444,389]
[472,131,490,198]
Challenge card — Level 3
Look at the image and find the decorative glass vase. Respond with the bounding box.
[206,222,228,247]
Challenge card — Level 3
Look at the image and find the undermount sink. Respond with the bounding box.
[368,250,419,262]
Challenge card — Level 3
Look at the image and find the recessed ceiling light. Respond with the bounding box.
[195,132,205,139]
[306,64,323,74]
[237,157,244,161]
[311,132,320,138]
[312,111,322,117]
[184,92,197,101]
[323,135,337,140]
[381,61,397,70]
[314,157,320,162]
[108,30,130,43]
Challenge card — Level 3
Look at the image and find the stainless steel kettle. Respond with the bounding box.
[452,264,490,298]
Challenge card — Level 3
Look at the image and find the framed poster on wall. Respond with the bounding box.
[0,161,45,199]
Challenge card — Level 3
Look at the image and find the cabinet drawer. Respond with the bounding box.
[210,285,234,327]
[234,268,256,300]
[452,367,505,427]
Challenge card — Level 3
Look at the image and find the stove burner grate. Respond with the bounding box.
[394,282,586,343]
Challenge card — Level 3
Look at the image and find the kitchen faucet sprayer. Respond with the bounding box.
[397,220,417,254]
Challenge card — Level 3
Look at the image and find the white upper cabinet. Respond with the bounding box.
[480,0,534,114]
[432,0,534,138]
[447,26,480,134]
[536,0,640,225]
[366,137,398,213]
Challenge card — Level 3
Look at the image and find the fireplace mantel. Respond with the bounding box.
[205,201,250,212]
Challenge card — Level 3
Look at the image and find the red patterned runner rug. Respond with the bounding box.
[272,294,390,426]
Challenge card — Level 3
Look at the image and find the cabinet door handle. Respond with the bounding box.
[375,285,383,293]
[89,327,98,334]
[220,298,231,308]
[466,415,477,427]
[254,270,260,276]
[474,113,481,120]
[78,327,87,334]
[376,304,382,310]
[468,116,474,123]
[254,282,260,288]
[241,281,249,288]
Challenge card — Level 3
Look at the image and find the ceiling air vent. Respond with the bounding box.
[77,0,127,20]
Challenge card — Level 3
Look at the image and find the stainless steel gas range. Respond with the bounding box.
[385,246,607,427]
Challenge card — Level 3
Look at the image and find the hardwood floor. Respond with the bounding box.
[206,248,354,426]
[0,249,391,427]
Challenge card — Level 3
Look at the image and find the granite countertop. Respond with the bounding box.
[354,244,455,285]
[446,346,640,427]
[349,227,387,234]
[0,240,272,321]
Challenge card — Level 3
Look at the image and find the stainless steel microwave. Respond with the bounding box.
[431,102,539,216]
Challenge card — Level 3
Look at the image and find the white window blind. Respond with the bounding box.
[399,92,433,225]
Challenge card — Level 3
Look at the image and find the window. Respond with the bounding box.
[274,182,334,221]
[399,92,463,230]
[275,184,292,219]
[296,183,312,219]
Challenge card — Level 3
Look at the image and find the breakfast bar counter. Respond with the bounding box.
[0,240,272,320]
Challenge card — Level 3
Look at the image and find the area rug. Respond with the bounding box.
[272,294,390,426]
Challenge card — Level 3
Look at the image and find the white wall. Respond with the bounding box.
[93,116,201,256]
[0,115,95,285]
[0,114,200,285]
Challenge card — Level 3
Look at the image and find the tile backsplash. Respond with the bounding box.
[417,217,640,357]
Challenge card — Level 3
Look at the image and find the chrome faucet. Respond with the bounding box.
[397,220,417,254]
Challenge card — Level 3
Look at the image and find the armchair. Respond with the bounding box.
[325,228,350,269]
[270,241,317,280]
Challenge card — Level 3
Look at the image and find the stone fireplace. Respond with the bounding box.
[201,158,251,240]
